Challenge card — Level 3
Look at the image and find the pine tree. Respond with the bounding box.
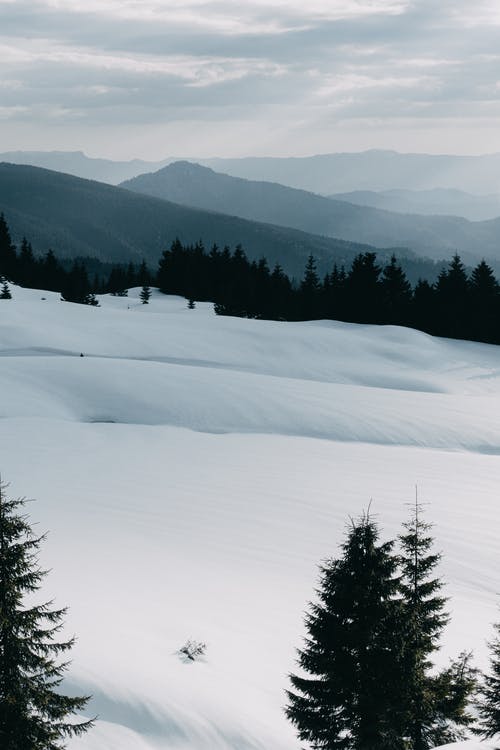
[434,254,470,339]
[346,252,382,323]
[476,615,500,740]
[0,279,12,299]
[187,297,195,309]
[398,500,476,749]
[17,238,37,288]
[140,285,152,304]
[411,278,436,335]
[0,479,93,748]
[299,255,321,320]
[286,513,404,750]
[398,501,449,749]
[469,260,500,343]
[380,255,412,325]
[0,214,17,281]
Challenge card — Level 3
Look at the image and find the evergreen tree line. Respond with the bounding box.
[157,240,500,344]
[3,210,500,345]
[0,214,153,305]
[287,504,500,750]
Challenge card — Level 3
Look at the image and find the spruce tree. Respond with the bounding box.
[398,501,476,749]
[140,285,152,304]
[346,252,382,323]
[398,501,449,749]
[286,513,404,750]
[434,254,470,339]
[299,254,321,320]
[380,255,412,325]
[0,479,93,749]
[469,261,500,343]
[0,214,17,281]
[0,279,12,299]
[476,615,500,740]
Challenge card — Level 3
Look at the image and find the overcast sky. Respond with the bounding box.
[1,0,500,159]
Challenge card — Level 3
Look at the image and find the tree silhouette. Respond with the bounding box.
[0,479,94,749]
[287,513,404,750]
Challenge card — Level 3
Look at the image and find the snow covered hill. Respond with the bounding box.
[0,286,498,750]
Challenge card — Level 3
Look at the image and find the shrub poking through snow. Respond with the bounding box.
[178,639,207,662]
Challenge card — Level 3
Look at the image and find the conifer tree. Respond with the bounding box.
[299,255,321,320]
[0,279,12,299]
[380,255,412,325]
[412,279,436,335]
[398,501,476,749]
[0,214,17,281]
[476,614,500,740]
[435,254,469,339]
[398,501,449,749]
[469,261,500,343]
[0,479,93,748]
[346,252,382,323]
[140,285,152,304]
[286,513,404,750]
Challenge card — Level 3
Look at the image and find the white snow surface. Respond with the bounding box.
[0,285,499,750]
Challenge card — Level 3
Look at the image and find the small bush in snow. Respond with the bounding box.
[178,639,207,662]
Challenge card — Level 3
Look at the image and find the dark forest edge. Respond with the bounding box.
[1,212,499,345]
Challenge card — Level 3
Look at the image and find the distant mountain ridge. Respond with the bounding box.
[6,149,500,196]
[201,150,500,194]
[0,150,169,185]
[122,161,500,265]
[0,162,402,278]
[330,188,500,222]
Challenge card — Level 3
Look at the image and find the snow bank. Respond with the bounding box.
[0,287,498,750]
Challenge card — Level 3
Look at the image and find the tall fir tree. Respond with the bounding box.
[476,614,500,741]
[398,500,476,749]
[299,254,321,320]
[0,214,17,282]
[0,479,93,749]
[469,260,500,343]
[346,252,382,323]
[0,279,12,299]
[286,513,404,750]
[398,500,449,749]
[380,255,412,325]
[434,254,470,339]
[140,285,152,304]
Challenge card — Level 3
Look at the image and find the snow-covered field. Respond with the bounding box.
[0,286,498,750]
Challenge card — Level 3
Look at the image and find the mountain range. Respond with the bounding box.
[330,188,500,222]
[122,161,500,266]
[0,162,394,278]
[0,150,168,185]
[4,149,500,198]
[201,150,500,195]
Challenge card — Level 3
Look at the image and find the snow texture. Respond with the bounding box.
[0,285,498,750]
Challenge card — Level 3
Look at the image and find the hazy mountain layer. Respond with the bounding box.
[0,150,168,185]
[0,162,392,277]
[7,150,500,197]
[200,150,500,195]
[330,188,500,222]
[122,161,500,264]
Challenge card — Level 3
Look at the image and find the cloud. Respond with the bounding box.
[1,0,500,156]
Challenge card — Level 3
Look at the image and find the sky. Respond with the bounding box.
[1,0,500,159]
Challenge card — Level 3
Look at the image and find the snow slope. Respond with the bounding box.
[0,286,498,750]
